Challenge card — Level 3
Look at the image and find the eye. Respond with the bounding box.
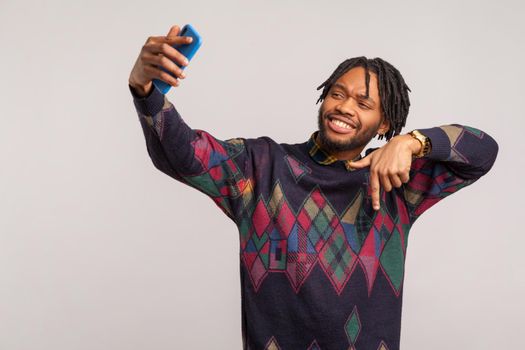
[359,102,370,109]
[331,92,343,98]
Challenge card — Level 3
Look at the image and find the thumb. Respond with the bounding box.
[348,155,370,168]
[166,24,181,39]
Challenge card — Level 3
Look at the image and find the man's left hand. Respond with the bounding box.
[348,134,422,211]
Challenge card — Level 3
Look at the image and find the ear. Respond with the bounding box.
[377,117,390,136]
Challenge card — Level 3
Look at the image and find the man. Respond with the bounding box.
[128,25,499,350]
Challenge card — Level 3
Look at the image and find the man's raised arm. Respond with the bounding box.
[128,25,251,223]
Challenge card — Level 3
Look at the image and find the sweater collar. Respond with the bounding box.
[307,131,363,172]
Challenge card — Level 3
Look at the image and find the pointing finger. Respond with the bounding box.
[370,169,381,210]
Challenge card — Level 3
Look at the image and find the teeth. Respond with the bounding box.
[332,119,352,129]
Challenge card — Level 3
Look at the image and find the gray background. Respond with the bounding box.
[1,0,522,349]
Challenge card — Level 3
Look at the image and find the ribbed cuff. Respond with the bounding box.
[128,83,165,116]
[416,126,451,160]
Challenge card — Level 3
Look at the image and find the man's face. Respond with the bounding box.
[317,66,389,154]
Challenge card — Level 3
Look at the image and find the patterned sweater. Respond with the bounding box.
[129,84,499,350]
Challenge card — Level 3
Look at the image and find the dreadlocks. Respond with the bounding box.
[316,56,411,141]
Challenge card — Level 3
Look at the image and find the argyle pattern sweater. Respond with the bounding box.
[129,84,499,350]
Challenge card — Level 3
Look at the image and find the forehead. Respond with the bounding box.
[332,66,380,98]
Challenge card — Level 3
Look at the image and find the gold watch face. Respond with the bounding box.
[411,130,426,141]
[410,130,427,157]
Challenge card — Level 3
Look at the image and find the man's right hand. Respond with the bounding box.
[128,24,193,97]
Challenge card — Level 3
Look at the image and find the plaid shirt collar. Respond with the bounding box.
[307,131,363,171]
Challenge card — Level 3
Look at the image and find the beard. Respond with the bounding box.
[316,106,380,153]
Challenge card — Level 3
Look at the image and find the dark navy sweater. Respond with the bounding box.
[129,84,499,350]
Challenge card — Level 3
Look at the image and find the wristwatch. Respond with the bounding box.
[408,130,432,158]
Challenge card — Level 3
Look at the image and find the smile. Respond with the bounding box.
[327,116,356,134]
[331,118,353,129]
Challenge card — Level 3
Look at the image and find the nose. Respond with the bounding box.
[334,97,357,117]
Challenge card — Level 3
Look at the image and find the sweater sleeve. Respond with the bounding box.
[129,84,250,223]
[401,124,499,224]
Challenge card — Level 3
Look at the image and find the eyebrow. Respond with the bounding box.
[332,83,376,106]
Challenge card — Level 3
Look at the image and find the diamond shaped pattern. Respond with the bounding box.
[238,184,409,296]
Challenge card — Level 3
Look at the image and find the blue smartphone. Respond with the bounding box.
[153,24,202,94]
